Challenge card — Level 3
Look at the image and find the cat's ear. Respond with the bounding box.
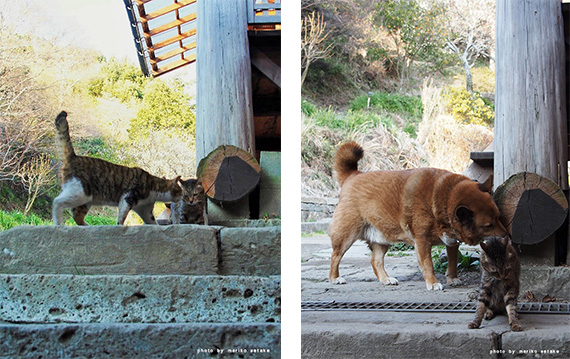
[455,205,474,229]
[501,235,511,247]
[478,175,493,193]
[480,239,490,253]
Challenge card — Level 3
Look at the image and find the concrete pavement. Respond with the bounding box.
[301,233,570,359]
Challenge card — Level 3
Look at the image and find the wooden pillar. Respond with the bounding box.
[196,0,255,161]
[495,0,568,264]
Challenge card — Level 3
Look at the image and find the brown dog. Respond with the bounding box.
[329,142,507,290]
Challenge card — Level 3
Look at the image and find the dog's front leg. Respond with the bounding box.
[445,245,462,286]
[415,240,443,290]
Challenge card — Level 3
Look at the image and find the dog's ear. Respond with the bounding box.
[478,175,493,193]
[455,205,474,229]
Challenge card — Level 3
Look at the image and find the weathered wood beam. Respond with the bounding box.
[251,46,281,88]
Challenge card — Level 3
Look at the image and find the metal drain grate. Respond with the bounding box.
[301,301,570,314]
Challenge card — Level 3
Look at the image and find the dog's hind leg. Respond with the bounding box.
[370,242,399,285]
[329,229,359,285]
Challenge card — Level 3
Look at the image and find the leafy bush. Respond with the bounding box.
[470,66,495,93]
[74,137,121,163]
[445,86,494,126]
[87,58,148,102]
[129,79,196,138]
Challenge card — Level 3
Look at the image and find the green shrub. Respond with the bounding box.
[445,86,494,126]
[349,92,423,119]
[432,247,480,274]
[129,79,196,138]
[301,100,317,117]
[74,137,121,163]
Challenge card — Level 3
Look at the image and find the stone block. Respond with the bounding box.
[259,151,281,219]
[0,225,218,275]
[219,227,280,275]
[0,274,281,324]
[0,322,280,359]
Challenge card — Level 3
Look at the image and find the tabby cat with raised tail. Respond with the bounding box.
[468,236,523,331]
[52,111,183,225]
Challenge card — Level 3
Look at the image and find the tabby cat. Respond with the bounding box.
[52,111,183,225]
[468,235,523,331]
[170,178,207,225]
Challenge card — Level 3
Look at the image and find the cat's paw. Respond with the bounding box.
[446,277,462,286]
[382,277,399,285]
[330,277,347,285]
[426,282,444,291]
[468,322,480,329]
[510,323,523,332]
[484,309,496,320]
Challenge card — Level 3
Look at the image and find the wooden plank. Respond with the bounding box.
[149,28,196,51]
[151,42,196,64]
[140,0,196,22]
[134,0,153,5]
[152,54,196,77]
[146,13,197,37]
[250,47,281,88]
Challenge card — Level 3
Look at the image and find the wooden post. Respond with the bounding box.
[196,0,256,221]
[196,0,255,160]
[495,0,568,264]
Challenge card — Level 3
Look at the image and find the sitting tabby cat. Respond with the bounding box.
[170,179,207,225]
[52,111,183,225]
[468,236,523,331]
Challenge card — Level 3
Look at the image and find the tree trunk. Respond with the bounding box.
[196,0,255,161]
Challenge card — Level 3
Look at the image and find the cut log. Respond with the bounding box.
[494,172,568,245]
[197,145,261,203]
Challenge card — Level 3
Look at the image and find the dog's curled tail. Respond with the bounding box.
[54,111,76,165]
[334,141,364,186]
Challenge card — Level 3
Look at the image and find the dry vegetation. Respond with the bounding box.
[301,0,496,198]
[301,80,494,198]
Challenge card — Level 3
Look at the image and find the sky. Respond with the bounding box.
[0,0,196,83]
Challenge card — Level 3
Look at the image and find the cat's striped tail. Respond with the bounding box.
[55,111,76,164]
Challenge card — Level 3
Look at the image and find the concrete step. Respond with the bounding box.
[0,322,280,358]
[0,274,280,324]
[0,225,280,276]
[302,311,570,359]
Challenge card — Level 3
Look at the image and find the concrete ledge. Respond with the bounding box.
[219,227,280,276]
[0,274,280,324]
[0,226,219,275]
[0,322,280,359]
